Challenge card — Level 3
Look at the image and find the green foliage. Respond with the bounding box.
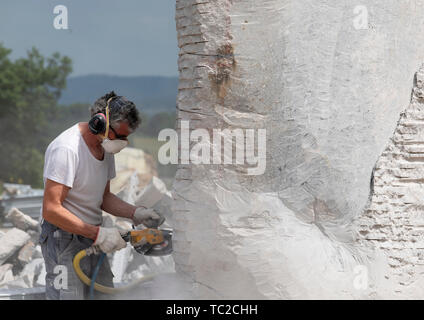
[50,103,90,135]
[129,134,177,180]
[0,43,177,189]
[129,111,178,180]
[0,44,72,188]
[129,135,166,160]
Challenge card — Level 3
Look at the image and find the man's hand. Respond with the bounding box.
[132,207,165,228]
[93,227,127,253]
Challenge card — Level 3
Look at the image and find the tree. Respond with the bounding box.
[0,44,72,188]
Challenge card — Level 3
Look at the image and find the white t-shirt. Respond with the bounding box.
[40,123,116,226]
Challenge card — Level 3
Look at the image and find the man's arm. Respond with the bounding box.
[101,181,141,220]
[43,178,99,240]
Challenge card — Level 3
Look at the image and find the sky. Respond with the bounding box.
[0,0,178,77]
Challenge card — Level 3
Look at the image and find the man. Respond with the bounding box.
[39,91,163,299]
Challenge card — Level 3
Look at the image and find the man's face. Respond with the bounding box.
[108,121,131,141]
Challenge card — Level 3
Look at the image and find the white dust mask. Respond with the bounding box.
[99,97,129,154]
[101,138,128,154]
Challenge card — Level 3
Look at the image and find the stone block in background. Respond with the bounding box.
[0,264,13,286]
[17,241,35,266]
[17,258,44,288]
[0,228,30,265]
[32,245,42,260]
[35,262,46,287]
[26,230,40,245]
[5,208,38,231]
[111,147,157,195]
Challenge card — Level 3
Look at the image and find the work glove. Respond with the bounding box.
[132,207,165,228]
[93,227,127,254]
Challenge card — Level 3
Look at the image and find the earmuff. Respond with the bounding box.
[88,97,113,136]
[88,113,106,134]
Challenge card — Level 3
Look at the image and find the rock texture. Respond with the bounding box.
[0,228,30,266]
[5,208,38,231]
[0,210,44,291]
[111,147,157,194]
[172,0,424,298]
[108,174,176,288]
[358,65,424,298]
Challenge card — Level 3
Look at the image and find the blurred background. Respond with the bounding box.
[0,0,178,193]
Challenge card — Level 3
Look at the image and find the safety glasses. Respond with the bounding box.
[109,125,128,140]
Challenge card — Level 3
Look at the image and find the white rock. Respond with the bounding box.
[356,66,424,297]
[135,176,168,208]
[35,263,46,287]
[173,0,424,299]
[111,147,157,195]
[101,213,115,228]
[152,191,173,221]
[18,258,44,288]
[0,228,30,265]
[0,264,13,284]
[17,241,35,265]
[115,219,132,233]
[26,229,40,244]
[1,276,30,289]
[0,270,14,288]
[5,208,38,231]
[117,171,141,204]
[33,245,43,260]
[111,245,133,283]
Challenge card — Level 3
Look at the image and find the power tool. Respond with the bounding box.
[72,176,174,297]
[121,228,173,256]
[72,227,173,296]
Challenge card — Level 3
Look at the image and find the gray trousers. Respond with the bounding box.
[39,220,114,300]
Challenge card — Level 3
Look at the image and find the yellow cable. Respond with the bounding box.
[72,249,156,295]
[99,97,112,140]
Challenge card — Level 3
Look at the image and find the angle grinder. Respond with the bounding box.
[121,228,173,256]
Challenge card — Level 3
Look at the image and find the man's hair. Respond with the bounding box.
[89,91,141,132]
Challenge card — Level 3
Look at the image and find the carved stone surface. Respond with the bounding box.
[358,65,424,298]
[173,0,424,298]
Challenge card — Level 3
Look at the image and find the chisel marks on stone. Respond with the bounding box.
[358,64,424,292]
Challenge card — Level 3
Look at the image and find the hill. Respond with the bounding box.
[59,74,178,114]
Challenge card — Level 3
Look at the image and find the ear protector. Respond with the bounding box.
[88,97,113,137]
